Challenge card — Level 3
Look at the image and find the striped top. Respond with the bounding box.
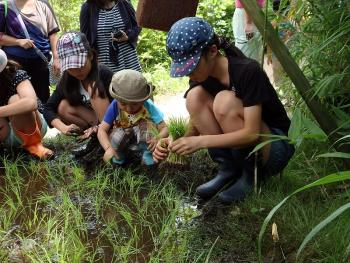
[97,4,141,73]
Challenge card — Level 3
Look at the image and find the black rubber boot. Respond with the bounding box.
[196,148,242,199]
[72,133,99,158]
[218,153,256,204]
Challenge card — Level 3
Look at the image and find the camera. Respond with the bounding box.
[112,28,124,39]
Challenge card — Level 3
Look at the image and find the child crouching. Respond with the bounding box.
[98,69,168,166]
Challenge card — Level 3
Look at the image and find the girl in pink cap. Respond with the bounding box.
[0,49,53,159]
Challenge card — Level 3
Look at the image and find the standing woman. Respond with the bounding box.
[154,17,294,204]
[43,32,113,138]
[0,0,60,103]
[232,0,264,62]
[0,49,53,159]
[80,0,141,73]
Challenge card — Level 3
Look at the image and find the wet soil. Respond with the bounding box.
[0,136,293,262]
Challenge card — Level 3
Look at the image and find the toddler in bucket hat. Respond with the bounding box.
[109,69,152,103]
[166,17,214,77]
[57,32,90,72]
[98,69,168,167]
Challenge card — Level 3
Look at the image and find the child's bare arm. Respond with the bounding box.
[148,121,168,152]
[98,121,118,163]
[97,121,112,150]
[156,121,168,139]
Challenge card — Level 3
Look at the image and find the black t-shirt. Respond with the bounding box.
[187,56,291,135]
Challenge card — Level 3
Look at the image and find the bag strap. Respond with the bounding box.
[4,0,8,17]
[9,0,48,63]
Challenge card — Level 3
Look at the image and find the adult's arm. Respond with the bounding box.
[80,2,93,45]
[0,33,34,49]
[120,0,141,47]
[49,32,60,75]
[0,80,37,117]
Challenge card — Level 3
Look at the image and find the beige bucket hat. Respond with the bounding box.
[109,69,152,103]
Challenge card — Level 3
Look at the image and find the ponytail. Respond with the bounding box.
[217,35,246,58]
[203,34,246,58]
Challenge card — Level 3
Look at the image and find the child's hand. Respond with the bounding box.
[152,138,170,163]
[147,137,158,152]
[62,124,83,136]
[103,147,117,163]
[78,125,98,140]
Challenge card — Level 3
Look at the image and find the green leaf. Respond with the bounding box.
[296,203,350,259]
[302,118,327,141]
[317,152,350,159]
[333,135,350,146]
[288,109,303,145]
[257,171,350,262]
[248,138,284,157]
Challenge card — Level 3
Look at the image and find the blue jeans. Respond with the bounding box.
[262,128,295,176]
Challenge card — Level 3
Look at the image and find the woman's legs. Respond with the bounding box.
[58,99,98,130]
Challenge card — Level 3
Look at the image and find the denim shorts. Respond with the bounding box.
[3,114,48,148]
[262,128,295,176]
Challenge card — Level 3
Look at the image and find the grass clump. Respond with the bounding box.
[166,117,189,165]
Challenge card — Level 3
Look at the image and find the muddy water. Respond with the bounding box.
[0,146,215,262]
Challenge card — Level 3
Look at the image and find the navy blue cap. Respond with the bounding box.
[166,17,214,77]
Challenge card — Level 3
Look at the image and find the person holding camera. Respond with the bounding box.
[80,0,141,73]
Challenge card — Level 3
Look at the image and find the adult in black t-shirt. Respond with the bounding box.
[153,17,295,204]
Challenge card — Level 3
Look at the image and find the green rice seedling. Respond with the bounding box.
[166,117,189,165]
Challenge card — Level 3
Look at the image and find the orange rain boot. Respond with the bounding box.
[15,122,53,160]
